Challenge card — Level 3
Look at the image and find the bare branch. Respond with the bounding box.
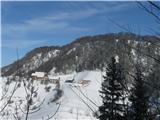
[45,102,61,120]
[137,1,160,23]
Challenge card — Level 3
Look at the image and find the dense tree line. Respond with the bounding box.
[98,56,159,120]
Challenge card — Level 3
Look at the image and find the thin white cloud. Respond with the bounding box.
[3,2,132,34]
[2,2,133,48]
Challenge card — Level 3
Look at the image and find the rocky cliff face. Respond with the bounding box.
[2,32,160,76]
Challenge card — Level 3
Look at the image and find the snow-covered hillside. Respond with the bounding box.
[0,71,104,120]
[19,49,60,74]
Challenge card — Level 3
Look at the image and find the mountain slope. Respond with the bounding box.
[2,32,159,76]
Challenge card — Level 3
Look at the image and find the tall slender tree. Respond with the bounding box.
[129,66,149,120]
[98,57,125,120]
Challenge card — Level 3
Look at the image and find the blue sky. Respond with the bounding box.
[1,1,158,67]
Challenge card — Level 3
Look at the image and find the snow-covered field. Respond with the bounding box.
[0,70,104,120]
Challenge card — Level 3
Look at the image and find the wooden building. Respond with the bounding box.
[31,72,47,80]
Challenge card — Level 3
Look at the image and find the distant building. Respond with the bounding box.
[65,79,74,83]
[31,72,47,80]
[48,75,60,84]
[65,75,75,83]
[78,80,91,86]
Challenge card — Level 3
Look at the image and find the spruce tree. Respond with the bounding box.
[98,57,125,120]
[129,66,149,120]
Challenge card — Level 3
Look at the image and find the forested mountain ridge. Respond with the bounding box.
[2,32,160,77]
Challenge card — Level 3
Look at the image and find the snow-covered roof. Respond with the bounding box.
[31,72,45,77]
[48,75,60,80]
[115,55,119,63]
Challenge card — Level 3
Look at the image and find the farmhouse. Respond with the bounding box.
[31,72,47,80]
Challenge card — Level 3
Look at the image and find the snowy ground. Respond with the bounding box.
[0,70,104,120]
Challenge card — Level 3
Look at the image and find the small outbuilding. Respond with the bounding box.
[65,79,74,83]
[48,76,60,84]
[78,80,91,86]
